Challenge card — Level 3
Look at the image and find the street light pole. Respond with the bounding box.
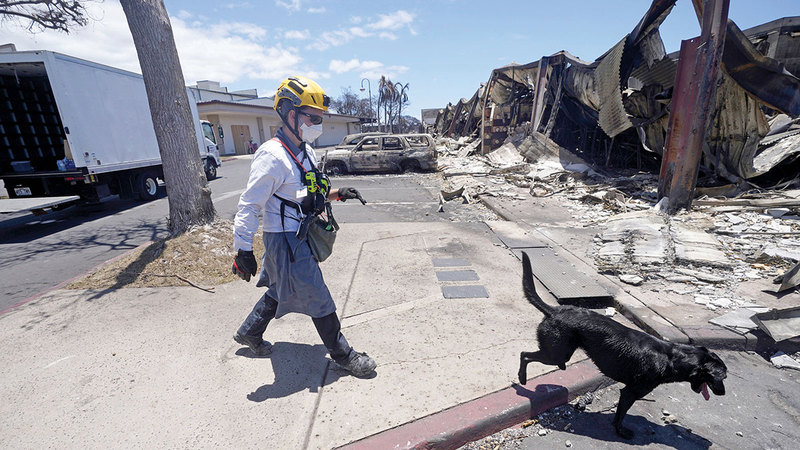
[360,78,374,131]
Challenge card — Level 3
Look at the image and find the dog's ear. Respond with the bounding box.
[703,350,727,373]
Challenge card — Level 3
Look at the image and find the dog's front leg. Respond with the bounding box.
[518,352,538,384]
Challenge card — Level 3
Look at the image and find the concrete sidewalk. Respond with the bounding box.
[0,220,604,449]
[3,193,796,449]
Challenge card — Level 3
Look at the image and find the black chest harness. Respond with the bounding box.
[272,138,338,260]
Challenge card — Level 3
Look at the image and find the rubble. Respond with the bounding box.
[769,351,800,370]
[752,306,800,342]
[435,129,800,321]
[430,4,800,335]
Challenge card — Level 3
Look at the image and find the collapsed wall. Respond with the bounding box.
[434,1,800,187]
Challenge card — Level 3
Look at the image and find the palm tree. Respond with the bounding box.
[394,82,409,132]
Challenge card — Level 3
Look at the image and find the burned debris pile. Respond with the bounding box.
[431,2,800,346]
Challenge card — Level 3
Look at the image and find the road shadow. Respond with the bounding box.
[514,383,711,449]
[0,194,166,246]
[540,409,712,449]
[243,342,343,401]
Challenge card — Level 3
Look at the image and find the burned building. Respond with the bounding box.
[435,1,800,189]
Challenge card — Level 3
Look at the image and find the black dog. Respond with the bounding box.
[517,252,727,439]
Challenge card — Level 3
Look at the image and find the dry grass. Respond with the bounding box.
[66,218,264,290]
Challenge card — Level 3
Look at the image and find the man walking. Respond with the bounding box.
[231,75,375,377]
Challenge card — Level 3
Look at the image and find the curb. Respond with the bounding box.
[221,154,253,162]
[0,239,154,317]
[340,359,612,450]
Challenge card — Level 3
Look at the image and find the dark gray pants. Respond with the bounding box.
[238,292,353,364]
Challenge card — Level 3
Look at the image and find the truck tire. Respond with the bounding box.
[204,159,217,181]
[327,161,347,176]
[137,171,159,201]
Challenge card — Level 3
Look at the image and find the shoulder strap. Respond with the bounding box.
[273,193,302,263]
[272,137,316,174]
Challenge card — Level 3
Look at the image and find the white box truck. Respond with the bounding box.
[0,48,221,213]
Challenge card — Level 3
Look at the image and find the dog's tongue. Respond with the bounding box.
[701,383,710,400]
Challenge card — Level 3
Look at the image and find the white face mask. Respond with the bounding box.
[300,123,323,143]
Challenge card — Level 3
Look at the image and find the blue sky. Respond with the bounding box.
[3,0,798,119]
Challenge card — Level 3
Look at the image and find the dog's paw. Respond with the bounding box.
[518,370,527,385]
[615,425,634,440]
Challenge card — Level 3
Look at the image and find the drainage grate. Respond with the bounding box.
[442,285,489,299]
[432,258,472,268]
[436,270,480,282]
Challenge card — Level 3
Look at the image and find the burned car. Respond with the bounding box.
[321,134,437,175]
[337,132,388,149]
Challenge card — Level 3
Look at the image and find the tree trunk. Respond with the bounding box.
[119,0,216,235]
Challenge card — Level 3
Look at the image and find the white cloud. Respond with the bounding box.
[368,10,415,31]
[329,59,381,74]
[328,59,407,81]
[307,7,326,14]
[285,29,310,40]
[307,29,354,51]
[307,11,416,51]
[177,10,193,20]
[172,18,300,82]
[276,0,301,11]
[209,21,268,41]
[349,27,370,38]
[4,1,304,86]
[224,2,254,8]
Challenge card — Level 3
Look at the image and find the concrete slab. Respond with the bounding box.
[485,220,549,249]
[672,224,733,267]
[511,247,612,305]
[305,222,545,448]
[599,212,669,265]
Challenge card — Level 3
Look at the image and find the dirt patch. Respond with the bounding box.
[66,218,264,290]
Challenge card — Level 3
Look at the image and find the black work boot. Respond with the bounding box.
[233,333,272,356]
[337,351,376,377]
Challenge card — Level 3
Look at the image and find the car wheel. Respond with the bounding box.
[327,162,347,176]
[205,159,217,181]
[137,171,159,201]
[400,160,421,173]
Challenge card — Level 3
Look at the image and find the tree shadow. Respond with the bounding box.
[243,342,344,402]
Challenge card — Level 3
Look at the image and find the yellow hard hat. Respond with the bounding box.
[275,76,330,113]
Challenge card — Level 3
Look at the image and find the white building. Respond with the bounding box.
[188,81,362,155]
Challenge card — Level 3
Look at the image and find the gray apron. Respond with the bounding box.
[256,231,336,319]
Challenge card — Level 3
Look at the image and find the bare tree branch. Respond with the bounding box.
[0,0,92,33]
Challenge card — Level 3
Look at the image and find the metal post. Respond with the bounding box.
[657,0,729,213]
[360,78,373,131]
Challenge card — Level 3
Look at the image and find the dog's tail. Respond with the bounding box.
[522,251,553,317]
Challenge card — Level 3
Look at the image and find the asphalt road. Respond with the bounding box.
[464,349,800,449]
[0,157,491,312]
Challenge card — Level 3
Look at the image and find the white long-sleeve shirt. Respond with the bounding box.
[233,135,318,252]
